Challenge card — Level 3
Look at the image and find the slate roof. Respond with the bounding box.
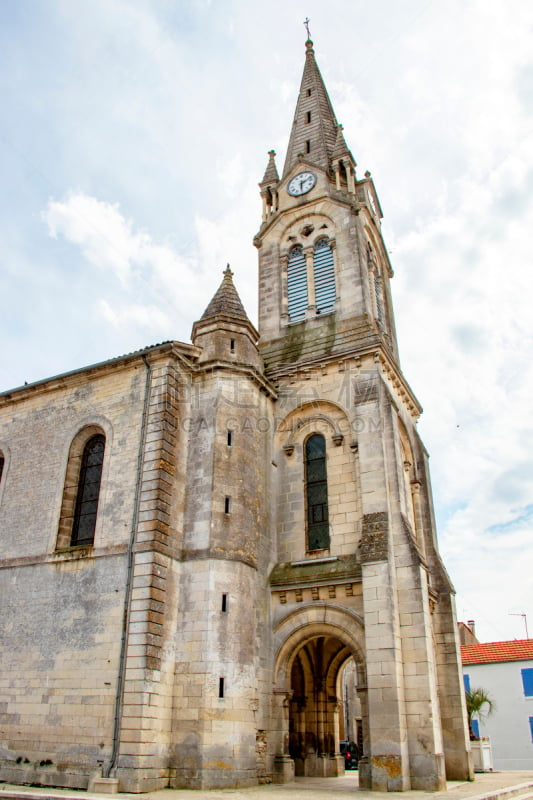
[200,265,250,322]
[461,639,533,665]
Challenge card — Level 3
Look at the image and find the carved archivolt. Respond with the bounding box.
[276,400,349,454]
[273,603,366,689]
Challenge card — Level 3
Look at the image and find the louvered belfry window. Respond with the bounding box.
[305,434,329,551]
[71,434,105,546]
[374,272,384,323]
[287,246,308,321]
[313,239,336,314]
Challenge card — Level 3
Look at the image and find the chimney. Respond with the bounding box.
[467,620,476,637]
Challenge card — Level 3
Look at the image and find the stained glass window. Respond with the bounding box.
[305,434,329,550]
[71,434,105,546]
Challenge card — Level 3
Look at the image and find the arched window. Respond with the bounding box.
[313,239,335,314]
[374,271,384,324]
[70,434,105,547]
[0,453,4,485]
[305,433,329,551]
[287,246,308,321]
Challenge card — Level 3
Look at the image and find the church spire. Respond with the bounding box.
[282,37,339,179]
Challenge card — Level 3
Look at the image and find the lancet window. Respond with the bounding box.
[56,427,106,550]
[305,433,329,551]
[70,434,105,546]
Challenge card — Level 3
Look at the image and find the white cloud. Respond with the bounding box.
[44,194,140,284]
[97,298,169,331]
[391,118,533,641]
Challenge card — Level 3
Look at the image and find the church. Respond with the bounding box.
[0,37,473,793]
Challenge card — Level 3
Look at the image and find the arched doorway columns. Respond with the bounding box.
[272,604,366,782]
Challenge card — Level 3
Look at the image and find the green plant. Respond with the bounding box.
[465,687,495,740]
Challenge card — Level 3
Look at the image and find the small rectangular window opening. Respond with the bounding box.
[230,338,235,352]
[227,430,232,447]
[221,593,228,612]
[219,677,225,698]
[306,88,311,96]
[306,140,311,153]
[306,111,311,123]
[224,496,231,514]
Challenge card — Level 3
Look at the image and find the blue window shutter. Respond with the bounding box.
[463,674,471,692]
[521,668,533,696]
[313,239,335,314]
[529,717,533,742]
[472,719,480,739]
[287,246,308,321]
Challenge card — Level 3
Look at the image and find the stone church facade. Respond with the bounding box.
[0,39,473,792]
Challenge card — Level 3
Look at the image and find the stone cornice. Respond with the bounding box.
[193,358,278,399]
[266,341,421,420]
[0,341,201,406]
[191,312,259,344]
[0,543,129,570]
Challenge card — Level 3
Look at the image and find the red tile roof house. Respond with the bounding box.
[461,639,533,770]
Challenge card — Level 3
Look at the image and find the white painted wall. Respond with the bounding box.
[463,659,533,770]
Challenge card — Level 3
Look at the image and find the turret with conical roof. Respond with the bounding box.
[200,264,250,323]
[192,265,262,369]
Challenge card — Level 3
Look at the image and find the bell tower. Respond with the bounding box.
[257,36,473,791]
[256,37,398,370]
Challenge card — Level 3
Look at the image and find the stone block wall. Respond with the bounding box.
[0,359,149,788]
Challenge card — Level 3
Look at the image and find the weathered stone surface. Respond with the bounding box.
[360,512,389,563]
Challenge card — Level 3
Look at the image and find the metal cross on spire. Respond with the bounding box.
[304,17,312,40]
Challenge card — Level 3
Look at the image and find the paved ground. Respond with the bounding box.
[2,771,533,800]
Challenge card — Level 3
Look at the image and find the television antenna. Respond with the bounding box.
[509,613,529,639]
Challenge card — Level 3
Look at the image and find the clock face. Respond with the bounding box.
[287,171,317,197]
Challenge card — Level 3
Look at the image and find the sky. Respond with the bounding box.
[0,0,532,644]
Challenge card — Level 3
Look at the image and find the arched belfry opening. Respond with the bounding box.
[288,634,366,777]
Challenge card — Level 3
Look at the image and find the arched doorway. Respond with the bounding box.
[272,606,368,781]
[289,635,357,776]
